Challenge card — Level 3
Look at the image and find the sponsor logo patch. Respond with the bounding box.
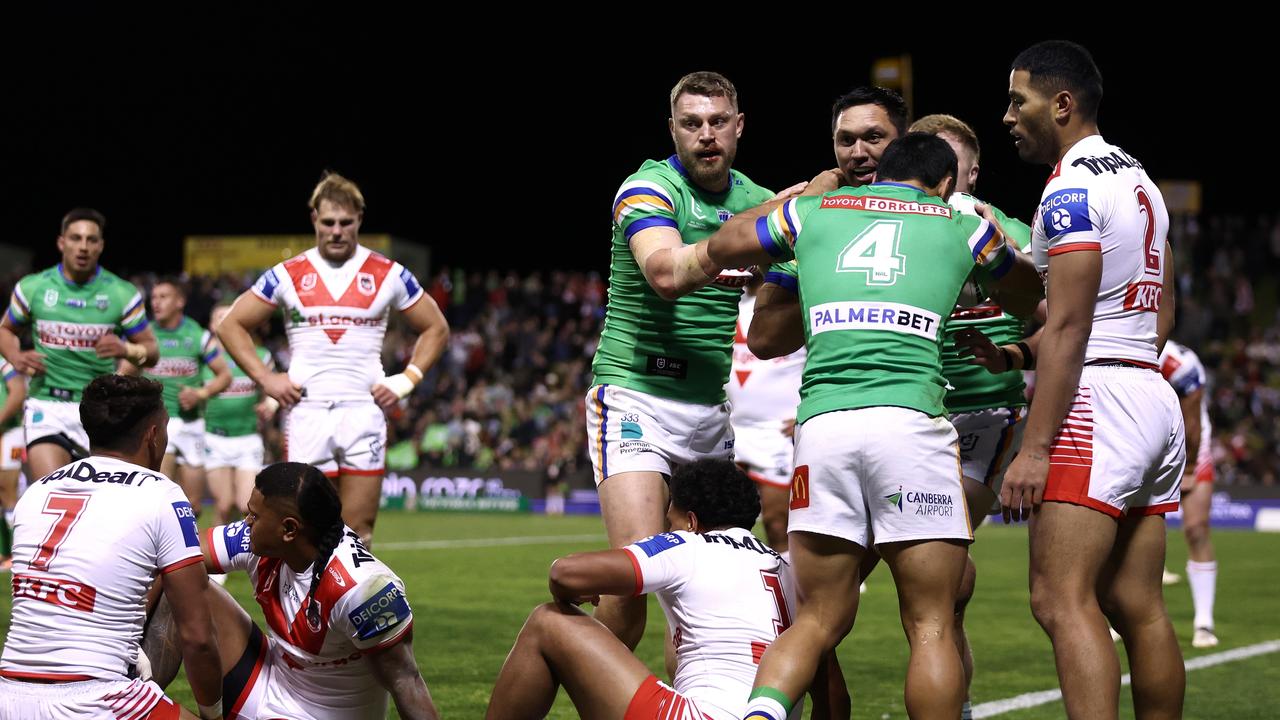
[1039,188,1091,238]
[173,501,200,547]
[789,465,810,510]
[348,582,412,641]
[634,532,685,557]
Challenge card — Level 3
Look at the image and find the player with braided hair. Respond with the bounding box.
[150,461,437,719]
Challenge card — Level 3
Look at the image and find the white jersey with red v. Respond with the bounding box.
[251,246,425,401]
[207,521,413,715]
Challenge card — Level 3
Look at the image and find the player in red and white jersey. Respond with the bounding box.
[219,173,449,544]
[1001,41,1185,719]
[487,459,846,720]
[0,375,222,720]
[1159,339,1220,648]
[171,462,436,720]
[727,280,804,554]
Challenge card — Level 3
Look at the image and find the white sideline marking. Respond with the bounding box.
[375,534,605,551]
[973,639,1280,717]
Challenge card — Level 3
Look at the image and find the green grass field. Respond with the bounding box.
[3,513,1278,718]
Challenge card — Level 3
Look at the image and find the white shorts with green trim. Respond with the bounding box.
[584,384,734,487]
[24,397,88,454]
[951,406,1026,494]
[204,432,264,471]
[789,407,973,547]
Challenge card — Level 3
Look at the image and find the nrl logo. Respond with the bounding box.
[357,272,376,296]
[299,273,318,292]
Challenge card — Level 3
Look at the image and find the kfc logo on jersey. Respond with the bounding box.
[12,574,98,613]
[299,273,318,292]
[357,272,376,296]
[1124,281,1162,313]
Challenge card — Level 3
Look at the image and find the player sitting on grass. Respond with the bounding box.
[486,458,847,720]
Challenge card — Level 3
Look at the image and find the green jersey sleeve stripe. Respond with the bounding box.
[623,216,679,243]
[756,216,786,257]
[7,287,30,325]
[764,270,798,293]
[613,182,676,223]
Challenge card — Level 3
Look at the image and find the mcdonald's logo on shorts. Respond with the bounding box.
[790,465,810,510]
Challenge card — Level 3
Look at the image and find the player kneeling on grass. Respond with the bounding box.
[486,459,848,720]
[143,462,437,720]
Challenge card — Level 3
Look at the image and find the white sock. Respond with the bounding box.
[1187,560,1217,630]
[962,700,973,720]
[743,696,789,720]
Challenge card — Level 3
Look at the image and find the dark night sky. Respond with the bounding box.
[5,14,1264,276]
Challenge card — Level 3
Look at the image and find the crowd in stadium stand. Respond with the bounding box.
[3,215,1278,486]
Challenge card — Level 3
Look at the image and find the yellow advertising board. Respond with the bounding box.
[184,234,393,275]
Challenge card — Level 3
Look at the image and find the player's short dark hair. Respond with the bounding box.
[670,71,738,112]
[61,208,106,236]
[1012,40,1104,121]
[877,133,959,188]
[81,375,165,452]
[831,86,908,136]
[668,459,760,531]
[153,276,188,299]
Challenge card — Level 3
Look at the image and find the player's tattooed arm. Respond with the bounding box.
[369,630,439,720]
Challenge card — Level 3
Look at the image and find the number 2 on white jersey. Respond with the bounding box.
[1136,185,1161,276]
